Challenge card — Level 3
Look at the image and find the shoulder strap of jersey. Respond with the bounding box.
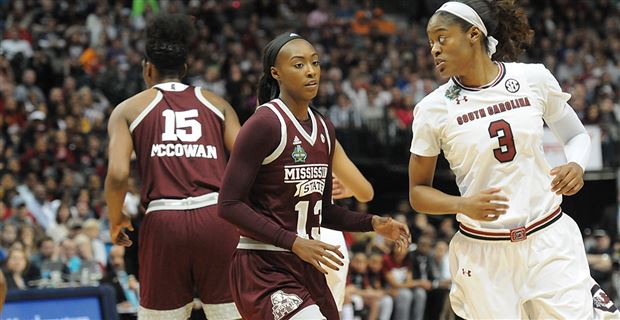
[258,101,287,165]
[194,87,225,121]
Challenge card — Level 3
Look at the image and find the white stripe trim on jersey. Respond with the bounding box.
[145,192,218,214]
[139,301,193,319]
[153,82,188,92]
[259,102,287,165]
[290,305,326,319]
[318,116,332,155]
[201,301,241,320]
[194,87,225,121]
[273,99,317,146]
[129,91,163,133]
[236,236,291,252]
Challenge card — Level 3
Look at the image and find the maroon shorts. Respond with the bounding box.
[138,205,239,310]
[229,249,339,319]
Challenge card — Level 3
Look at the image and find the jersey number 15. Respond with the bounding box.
[162,109,202,142]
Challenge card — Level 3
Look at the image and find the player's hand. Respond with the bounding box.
[459,187,509,221]
[332,176,354,199]
[110,215,134,247]
[291,237,344,274]
[550,162,584,196]
[372,216,411,253]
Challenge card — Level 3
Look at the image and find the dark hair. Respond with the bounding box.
[145,13,195,76]
[435,0,533,61]
[257,33,304,105]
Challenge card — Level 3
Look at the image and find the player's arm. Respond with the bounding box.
[537,65,590,195]
[0,271,5,313]
[104,103,134,246]
[544,98,591,196]
[321,123,410,250]
[408,154,508,221]
[218,109,298,249]
[332,140,374,202]
[200,89,240,152]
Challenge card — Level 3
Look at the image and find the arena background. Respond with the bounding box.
[1,0,619,319]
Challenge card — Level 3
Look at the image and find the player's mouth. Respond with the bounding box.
[305,80,318,88]
[435,58,446,71]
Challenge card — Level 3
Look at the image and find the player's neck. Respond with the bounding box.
[456,58,498,88]
[155,77,182,85]
[279,94,310,121]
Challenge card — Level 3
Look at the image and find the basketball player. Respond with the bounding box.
[105,13,241,319]
[326,141,375,313]
[409,1,619,319]
[218,33,410,320]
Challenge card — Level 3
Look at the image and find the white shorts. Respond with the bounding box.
[321,227,349,311]
[449,213,603,319]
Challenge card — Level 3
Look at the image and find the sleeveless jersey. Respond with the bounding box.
[249,98,334,241]
[410,63,573,229]
[130,82,227,208]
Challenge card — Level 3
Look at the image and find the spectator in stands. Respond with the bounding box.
[58,238,81,277]
[29,236,56,272]
[343,252,391,320]
[384,244,414,320]
[82,219,106,267]
[367,251,394,319]
[410,235,433,320]
[0,222,18,259]
[3,247,38,290]
[427,239,453,318]
[588,230,614,294]
[101,245,139,312]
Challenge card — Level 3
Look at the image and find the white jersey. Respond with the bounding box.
[410,62,573,230]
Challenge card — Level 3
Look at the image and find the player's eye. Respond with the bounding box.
[295,63,304,69]
[438,36,447,44]
[312,60,320,66]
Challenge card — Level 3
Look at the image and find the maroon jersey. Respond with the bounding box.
[248,99,334,241]
[130,82,227,207]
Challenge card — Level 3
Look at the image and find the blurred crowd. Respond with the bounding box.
[1,0,620,318]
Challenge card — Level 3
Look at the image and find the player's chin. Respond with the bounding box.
[303,87,319,99]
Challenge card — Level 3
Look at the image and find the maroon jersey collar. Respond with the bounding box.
[273,99,318,146]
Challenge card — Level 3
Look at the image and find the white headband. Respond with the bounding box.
[436,1,499,57]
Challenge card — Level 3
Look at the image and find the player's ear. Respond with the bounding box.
[270,66,280,81]
[179,63,188,79]
[469,26,482,44]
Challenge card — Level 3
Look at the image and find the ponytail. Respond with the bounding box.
[491,0,533,61]
[257,74,280,105]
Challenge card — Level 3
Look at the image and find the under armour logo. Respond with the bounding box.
[455,96,468,105]
[461,268,471,277]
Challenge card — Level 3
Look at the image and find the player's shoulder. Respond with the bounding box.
[249,101,281,124]
[415,81,451,112]
[112,88,158,120]
[118,88,158,109]
[196,87,233,114]
[503,62,554,82]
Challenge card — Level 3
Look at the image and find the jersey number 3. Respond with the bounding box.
[488,120,516,163]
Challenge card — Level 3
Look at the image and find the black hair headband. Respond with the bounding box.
[263,32,304,74]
